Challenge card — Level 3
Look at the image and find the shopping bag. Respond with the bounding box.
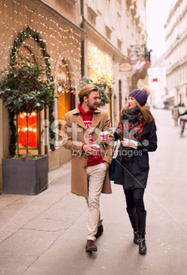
[109,141,119,181]
[109,157,117,181]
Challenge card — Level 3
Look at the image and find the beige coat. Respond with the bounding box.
[63,107,114,199]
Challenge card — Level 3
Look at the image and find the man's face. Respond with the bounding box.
[85,91,100,110]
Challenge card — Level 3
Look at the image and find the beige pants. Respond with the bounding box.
[86,163,107,240]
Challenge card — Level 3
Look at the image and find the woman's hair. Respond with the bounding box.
[136,102,154,123]
[120,102,154,123]
[120,87,154,123]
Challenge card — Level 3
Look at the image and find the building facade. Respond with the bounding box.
[165,0,187,107]
[148,55,166,109]
[0,0,148,193]
[0,0,84,192]
[80,0,149,126]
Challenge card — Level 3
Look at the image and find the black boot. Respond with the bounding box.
[137,211,147,255]
[126,208,139,245]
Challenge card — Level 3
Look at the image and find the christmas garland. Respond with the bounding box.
[80,76,114,107]
[10,26,55,152]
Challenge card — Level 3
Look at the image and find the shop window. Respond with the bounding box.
[17,47,41,155]
[18,111,38,154]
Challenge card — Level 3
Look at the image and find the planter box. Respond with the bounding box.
[2,155,48,195]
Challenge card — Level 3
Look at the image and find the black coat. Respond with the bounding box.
[114,120,157,190]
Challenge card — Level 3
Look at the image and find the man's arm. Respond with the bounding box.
[62,113,83,152]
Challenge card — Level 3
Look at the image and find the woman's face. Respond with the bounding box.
[128,96,137,109]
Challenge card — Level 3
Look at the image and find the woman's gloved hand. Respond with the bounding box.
[121,138,138,149]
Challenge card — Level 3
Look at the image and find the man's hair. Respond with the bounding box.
[78,84,98,104]
[80,90,91,104]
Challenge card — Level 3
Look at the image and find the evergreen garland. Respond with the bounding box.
[9,26,55,152]
[79,76,114,107]
[8,110,18,157]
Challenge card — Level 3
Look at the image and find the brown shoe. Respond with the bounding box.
[86,240,97,253]
[95,225,104,239]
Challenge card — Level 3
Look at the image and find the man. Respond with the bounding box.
[171,105,180,126]
[62,84,114,253]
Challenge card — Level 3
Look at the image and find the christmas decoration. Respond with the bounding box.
[0,54,55,157]
[79,76,113,107]
[0,26,56,154]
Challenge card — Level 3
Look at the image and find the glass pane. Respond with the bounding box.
[18,111,38,154]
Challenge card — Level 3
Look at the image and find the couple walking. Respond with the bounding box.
[62,84,157,255]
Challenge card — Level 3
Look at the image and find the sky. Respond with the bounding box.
[146,0,177,58]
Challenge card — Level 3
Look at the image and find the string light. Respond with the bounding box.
[0,0,82,89]
[88,41,113,87]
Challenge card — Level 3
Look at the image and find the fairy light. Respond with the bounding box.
[0,0,82,89]
[88,41,113,87]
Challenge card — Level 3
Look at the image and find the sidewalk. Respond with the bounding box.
[0,109,187,275]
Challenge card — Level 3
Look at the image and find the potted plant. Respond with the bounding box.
[0,55,55,195]
[163,100,169,109]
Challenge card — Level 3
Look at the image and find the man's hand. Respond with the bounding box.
[83,144,100,155]
[103,162,109,170]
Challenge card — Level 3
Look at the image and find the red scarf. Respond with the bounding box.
[78,104,103,167]
[118,109,146,141]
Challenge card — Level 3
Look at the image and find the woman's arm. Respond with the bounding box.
[137,120,158,152]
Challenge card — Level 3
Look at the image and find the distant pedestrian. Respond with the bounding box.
[62,84,114,253]
[171,105,180,126]
[114,89,157,255]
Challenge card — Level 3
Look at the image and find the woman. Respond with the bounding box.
[114,89,157,255]
[171,105,179,126]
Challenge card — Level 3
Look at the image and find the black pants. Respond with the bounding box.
[123,187,145,213]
